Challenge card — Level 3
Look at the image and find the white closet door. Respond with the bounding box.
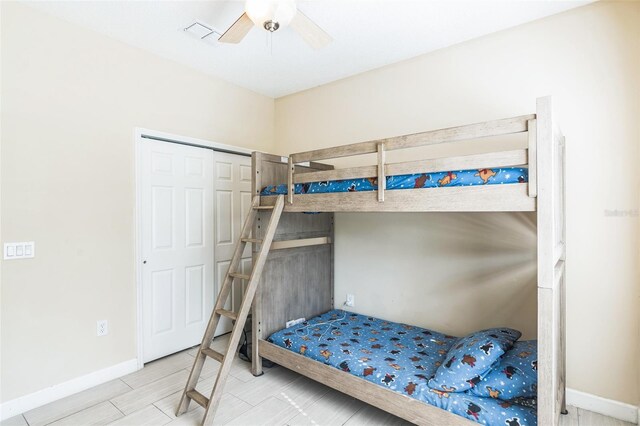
[141,140,214,362]
[212,151,252,335]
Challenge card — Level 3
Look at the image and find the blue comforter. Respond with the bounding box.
[261,167,528,196]
[268,309,537,425]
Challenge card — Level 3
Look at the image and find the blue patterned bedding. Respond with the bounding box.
[261,167,528,196]
[268,310,537,425]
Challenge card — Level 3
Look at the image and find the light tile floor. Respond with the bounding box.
[2,336,634,426]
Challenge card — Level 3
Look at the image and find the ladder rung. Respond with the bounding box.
[241,238,263,244]
[254,205,274,210]
[229,272,250,281]
[186,389,209,409]
[216,308,238,321]
[201,347,224,362]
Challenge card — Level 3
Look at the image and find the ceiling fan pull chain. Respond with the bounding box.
[269,31,273,56]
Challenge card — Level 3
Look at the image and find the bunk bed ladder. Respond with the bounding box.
[175,194,285,426]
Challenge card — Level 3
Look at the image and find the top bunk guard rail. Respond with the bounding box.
[283,113,539,211]
[256,99,561,213]
[289,114,535,163]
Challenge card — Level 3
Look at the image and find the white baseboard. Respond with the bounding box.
[0,358,138,421]
[566,387,639,424]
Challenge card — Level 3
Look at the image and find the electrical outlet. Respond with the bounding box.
[345,294,355,307]
[97,320,108,336]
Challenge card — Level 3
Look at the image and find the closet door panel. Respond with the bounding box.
[213,152,252,335]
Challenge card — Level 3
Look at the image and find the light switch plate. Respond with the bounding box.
[4,242,35,260]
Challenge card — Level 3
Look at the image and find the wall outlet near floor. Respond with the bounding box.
[286,317,306,328]
[345,294,355,307]
[97,320,108,336]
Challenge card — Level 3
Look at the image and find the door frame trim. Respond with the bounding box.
[134,127,254,369]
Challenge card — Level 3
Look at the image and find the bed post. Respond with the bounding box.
[251,152,264,376]
[558,131,567,417]
[536,96,567,425]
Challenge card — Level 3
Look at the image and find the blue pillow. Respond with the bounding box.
[469,340,538,400]
[427,327,521,392]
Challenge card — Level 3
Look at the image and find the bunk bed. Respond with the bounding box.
[249,97,566,426]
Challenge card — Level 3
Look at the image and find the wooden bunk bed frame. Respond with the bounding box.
[250,97,566,426]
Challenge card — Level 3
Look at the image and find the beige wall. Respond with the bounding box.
[276,1,640,405]
[0,2,274,403]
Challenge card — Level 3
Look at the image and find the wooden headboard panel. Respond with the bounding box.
[252,152,335,339]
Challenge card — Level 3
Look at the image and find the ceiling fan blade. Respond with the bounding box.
[218,12,254,44]
[290,10,332,50]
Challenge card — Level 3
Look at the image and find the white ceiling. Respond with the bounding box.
[28,0,590,98]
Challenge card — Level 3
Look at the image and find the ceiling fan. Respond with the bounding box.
[218,0,332,49]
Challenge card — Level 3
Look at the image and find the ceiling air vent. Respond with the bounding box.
[184,21,220,44]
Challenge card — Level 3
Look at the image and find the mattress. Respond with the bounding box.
[261,167,528,196]
[268,309,537,425]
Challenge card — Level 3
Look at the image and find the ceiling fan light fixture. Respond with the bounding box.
[263,21,280,32]
[245,0,296,31]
